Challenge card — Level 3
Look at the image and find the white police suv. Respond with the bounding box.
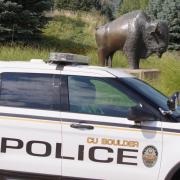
[0,53,179,180]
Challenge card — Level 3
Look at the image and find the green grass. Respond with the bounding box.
[0,45,48,61]
[0,11,179,96]
[141,52,180,95]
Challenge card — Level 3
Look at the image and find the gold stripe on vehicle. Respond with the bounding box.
[0,115,180,136]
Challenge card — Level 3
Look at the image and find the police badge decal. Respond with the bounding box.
[142,145,158,167]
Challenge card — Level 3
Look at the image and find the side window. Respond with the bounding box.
[68,76,138,117]
[0,72,60,110]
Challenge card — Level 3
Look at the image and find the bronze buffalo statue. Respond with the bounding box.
[95,10,169,69]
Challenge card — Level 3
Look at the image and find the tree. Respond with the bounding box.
[146,0,164,19]
[98,0,115,20]
[0,0,52,42]
[56,0,98,12]
[147,0,180,50]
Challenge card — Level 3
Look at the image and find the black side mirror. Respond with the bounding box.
[128,104,156,122]
[167,92,179,111]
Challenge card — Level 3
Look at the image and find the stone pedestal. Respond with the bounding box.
[123,69,160,80]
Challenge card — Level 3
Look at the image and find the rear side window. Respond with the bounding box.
[0,73,60,110]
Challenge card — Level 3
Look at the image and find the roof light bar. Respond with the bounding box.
[48,52,90,65]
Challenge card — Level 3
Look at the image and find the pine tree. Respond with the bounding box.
[146,0,164,19]
[158,0,180,50]
[0,0,52,42]
[147,0,180,50]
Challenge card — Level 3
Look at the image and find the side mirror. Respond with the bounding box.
[128,104,156,122]
[167,92,179,111]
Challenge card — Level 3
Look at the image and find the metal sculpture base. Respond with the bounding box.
[123,69,160,80]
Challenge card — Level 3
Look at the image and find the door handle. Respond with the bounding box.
[70,123,94,130]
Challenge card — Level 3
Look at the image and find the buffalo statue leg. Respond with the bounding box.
[124,47,140,69]
[98,48,106,66]
[123,31,140,69]
[107,52,114,67]
[128,55,140,69]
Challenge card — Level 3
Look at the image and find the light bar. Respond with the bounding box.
[48,52,90,65]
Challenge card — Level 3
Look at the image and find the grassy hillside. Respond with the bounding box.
[0,11,179,95]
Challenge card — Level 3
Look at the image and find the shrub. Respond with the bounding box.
[55,0,115,20]
[147,0,180,50]
[0,0,52,42]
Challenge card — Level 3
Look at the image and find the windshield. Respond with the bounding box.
[121,78,180,117]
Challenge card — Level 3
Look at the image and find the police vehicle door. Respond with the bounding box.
[61,73,162,180]
[0,72,62,179]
